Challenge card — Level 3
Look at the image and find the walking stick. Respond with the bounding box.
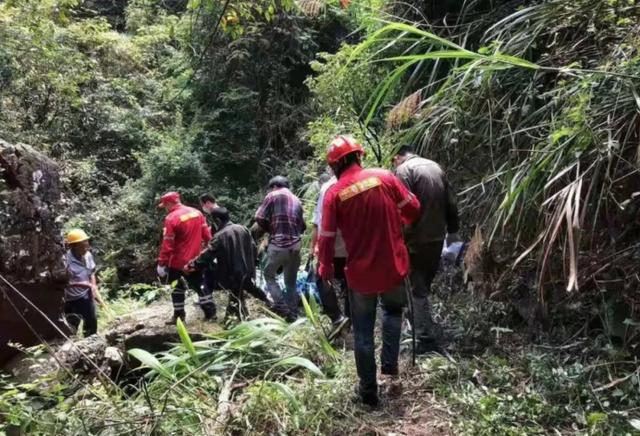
[404,276,417,367]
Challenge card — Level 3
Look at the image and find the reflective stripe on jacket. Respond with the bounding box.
[317,164,420,294]
[158,204,212,270]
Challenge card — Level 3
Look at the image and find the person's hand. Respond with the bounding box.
[157,264,167,277]
[91,285,104,306]
[445,233,461,247]
[183,261,196,274]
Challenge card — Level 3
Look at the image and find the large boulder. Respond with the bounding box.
[0,139,67,364]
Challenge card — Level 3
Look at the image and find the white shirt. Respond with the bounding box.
[313,177,347,258]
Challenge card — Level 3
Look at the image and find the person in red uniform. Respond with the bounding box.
[317,135,420,407]
[156,191,215,324]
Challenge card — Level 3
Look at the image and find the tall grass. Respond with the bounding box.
[351,0,640,301]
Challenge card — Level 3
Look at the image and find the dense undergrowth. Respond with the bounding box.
[305,0,640,379]
[2,0,640,434]
[0,0,366,281]
[2,283,640,434]
[0,296,370,435]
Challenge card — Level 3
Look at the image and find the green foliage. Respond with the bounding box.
[419,348,640,435]
[1,0,361,284]
[409,282,640,435]
[118,283,168,304]
[0,301,349,435]
[5,0,640,433]
[308,0,640,314]
[306,39,408,164]
[236,362,355,434]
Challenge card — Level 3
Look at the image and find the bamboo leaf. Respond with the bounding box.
[176,318,200,364]
[376,51,484,63]
[491,53,540,70]
[271,356,324,377]
[263,381,301,411]
[128,349,173,379]
[299,293,339,359]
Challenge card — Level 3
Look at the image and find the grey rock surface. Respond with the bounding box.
[0,138,67,364]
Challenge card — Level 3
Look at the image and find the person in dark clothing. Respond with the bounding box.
[393,145,461,354]
[199,193,218,215]
[200,193,219,293]
[188,207,268,322]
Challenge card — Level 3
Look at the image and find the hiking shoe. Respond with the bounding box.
[328,316,350,341]
[354,384,379,407]
[360,391,379,407]
[285,313,298,323]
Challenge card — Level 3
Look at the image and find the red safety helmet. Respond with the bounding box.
[326,135,364,164]
[157,191,181,208]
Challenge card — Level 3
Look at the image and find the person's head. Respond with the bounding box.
[199,193,217,214]
[209,206,230,230]
[267,175,290,191]
[326,135,364,178]
[157,191,181,211]
[392,145,415,168]
[66,229,90,257]
[318,172,332,186]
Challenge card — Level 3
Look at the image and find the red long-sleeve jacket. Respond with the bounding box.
[158,204,212,270]
[318,164,421,294]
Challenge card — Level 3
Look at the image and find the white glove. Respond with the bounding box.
[156,264,167,277]
[445,233,461,247]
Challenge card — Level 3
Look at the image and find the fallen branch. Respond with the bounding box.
[207,365,238,434]
[593,367,640,392]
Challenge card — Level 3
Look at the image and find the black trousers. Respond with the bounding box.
[222,276,268,321]
[225,286,247,321]
[316,257,350,322]
[65,293,97,337]
[243,280,270,303]
[408,241,443,347]
[168,268,215,318]
[203,267,218,294]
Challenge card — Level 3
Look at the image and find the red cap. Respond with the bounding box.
[326,135,364,164]
[158,191,181,207]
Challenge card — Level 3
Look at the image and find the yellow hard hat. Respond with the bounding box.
[66,229,89,245]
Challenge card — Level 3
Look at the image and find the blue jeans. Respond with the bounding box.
[349,284,407,396]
